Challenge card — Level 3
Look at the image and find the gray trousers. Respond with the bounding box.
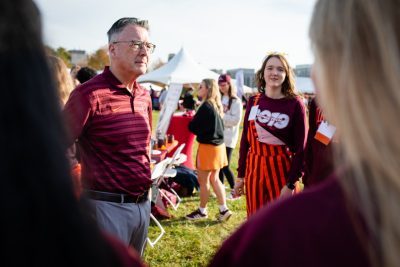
[90,199,151,256]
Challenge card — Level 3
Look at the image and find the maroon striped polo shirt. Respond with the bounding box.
[64,66,152,196]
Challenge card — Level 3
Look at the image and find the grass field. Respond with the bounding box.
[144,110,247,267]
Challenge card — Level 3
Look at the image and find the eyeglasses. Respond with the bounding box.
[112,40,156,53]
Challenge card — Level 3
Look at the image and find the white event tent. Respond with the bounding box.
[139,82,163,91]
[138,47,219,85]
[294,77,315,94]
[138,47,254,94]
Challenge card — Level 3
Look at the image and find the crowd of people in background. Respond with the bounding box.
[3,0,400,266]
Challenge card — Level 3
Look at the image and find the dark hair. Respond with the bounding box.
[0,0,121,265]
[107,17,149,43]
[219,79,238,111]
[182,89,196,110]
[76,66,97,84]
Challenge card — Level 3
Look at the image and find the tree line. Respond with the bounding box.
[45,45,165,72]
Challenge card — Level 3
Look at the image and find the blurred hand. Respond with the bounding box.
[233,178,244,196]
[280,185,293,199]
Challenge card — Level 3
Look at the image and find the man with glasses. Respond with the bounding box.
[64,17,156,256]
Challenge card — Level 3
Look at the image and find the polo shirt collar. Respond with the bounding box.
[102,66,141,94]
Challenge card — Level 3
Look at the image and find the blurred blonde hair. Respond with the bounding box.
[202,79,224,117]
[310,0,400,266]
[48,55,74,106]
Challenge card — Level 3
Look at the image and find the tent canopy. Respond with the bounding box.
[140,82,164,91]
[139,47,255,94]
[138,47,219,85]
[295,77,315,94]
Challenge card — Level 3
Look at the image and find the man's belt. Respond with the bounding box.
[87,190,148,204]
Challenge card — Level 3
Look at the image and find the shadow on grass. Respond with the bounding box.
[177,196,201,203]
[150,215,224,227]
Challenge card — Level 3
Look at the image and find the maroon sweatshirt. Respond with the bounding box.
[209,175,370,267]
[303,98,336,186]
[237,94,307,184]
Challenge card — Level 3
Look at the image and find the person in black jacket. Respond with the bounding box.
[185,79,232,222]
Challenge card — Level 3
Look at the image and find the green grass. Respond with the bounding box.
[144,110,246,267]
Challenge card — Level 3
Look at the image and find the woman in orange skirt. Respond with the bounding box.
[235,53,307,217]
[185,79,231,222]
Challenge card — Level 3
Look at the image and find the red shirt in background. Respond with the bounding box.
[303,98,336,186]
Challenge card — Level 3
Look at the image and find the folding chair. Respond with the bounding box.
[147,158,169,248]
[155,143,186,211]
[146,143,186,247]
[147,213,166,248]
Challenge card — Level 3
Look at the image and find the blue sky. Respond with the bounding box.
[34,0,316,70]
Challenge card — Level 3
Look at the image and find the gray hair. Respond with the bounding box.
[107,17,149,43]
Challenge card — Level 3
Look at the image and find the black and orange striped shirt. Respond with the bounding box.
[64,67,152,196]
